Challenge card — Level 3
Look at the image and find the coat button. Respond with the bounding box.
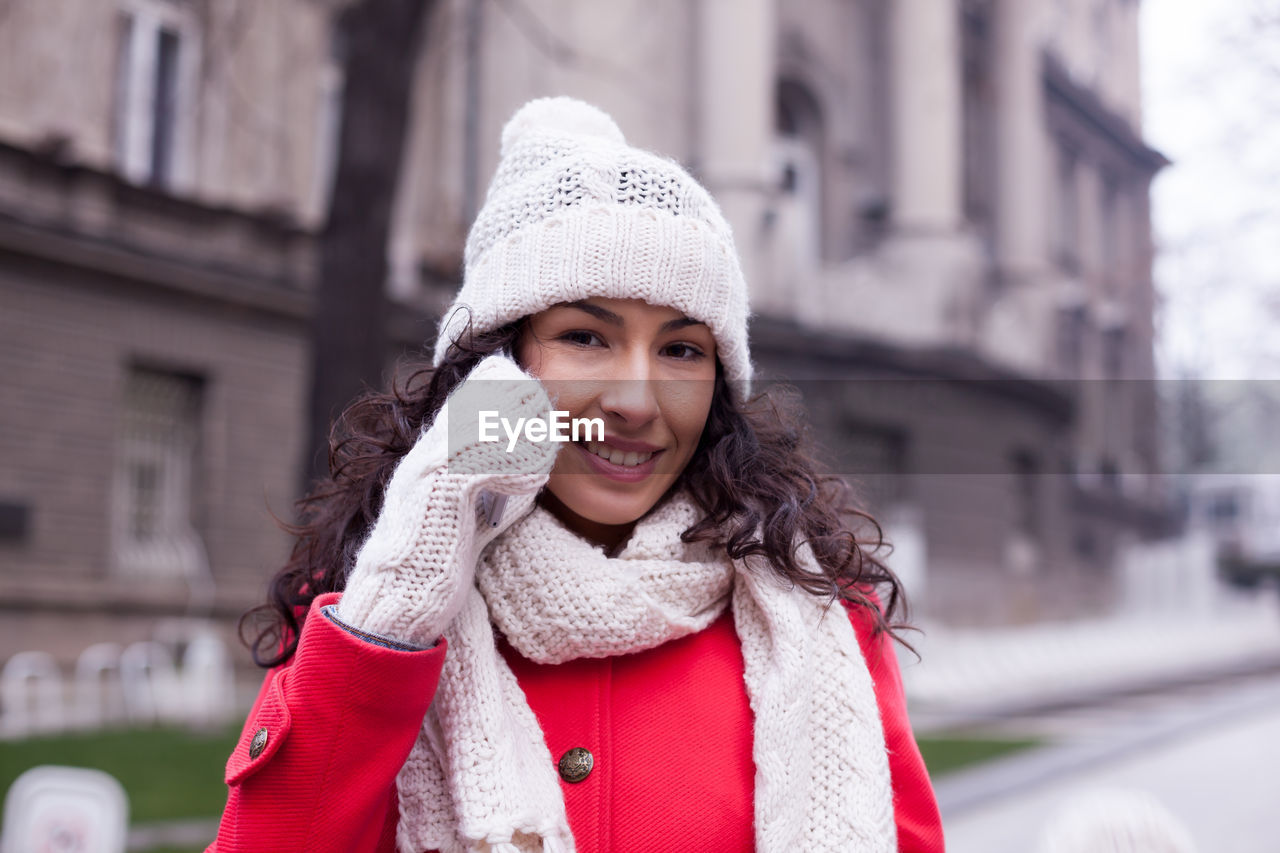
[557,747,593,783]
[249,727,269,759]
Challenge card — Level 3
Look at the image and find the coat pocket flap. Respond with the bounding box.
[225,670,292,785]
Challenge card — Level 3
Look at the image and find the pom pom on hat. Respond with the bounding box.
[500,97,625,156]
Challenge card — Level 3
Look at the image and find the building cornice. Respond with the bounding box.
[0,140,315,320]
[1042,52,1170,174]
[749,314,1076,425]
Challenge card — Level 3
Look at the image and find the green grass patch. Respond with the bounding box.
[916,734,1045,777]
[0,724,240,824]
[1,726,1042,826]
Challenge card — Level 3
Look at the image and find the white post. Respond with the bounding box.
[1,652,66,738]
[74,643,126,730]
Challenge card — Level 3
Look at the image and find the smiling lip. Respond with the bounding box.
[575,441,663,483]
[596,435,664,453]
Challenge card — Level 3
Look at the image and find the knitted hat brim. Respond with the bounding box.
[434,203,753,401]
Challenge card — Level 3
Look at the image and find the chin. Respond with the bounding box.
[545,475,675,528]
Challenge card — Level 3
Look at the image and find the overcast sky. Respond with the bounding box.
[1141,0,1280,380]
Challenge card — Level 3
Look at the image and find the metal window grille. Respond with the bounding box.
[111,367,206,581]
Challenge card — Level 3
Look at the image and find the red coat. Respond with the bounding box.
[210,592,944,852]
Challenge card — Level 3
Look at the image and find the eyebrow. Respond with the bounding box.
[560,300,706,333]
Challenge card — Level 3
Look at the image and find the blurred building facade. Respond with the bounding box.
[0,0,1169,666]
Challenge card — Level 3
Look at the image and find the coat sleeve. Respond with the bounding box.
[208,592,446,853]
[845,597,946,853]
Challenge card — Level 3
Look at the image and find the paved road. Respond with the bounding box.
[939,674,1280,853]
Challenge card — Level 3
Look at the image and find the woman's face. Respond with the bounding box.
[516,297,718,551]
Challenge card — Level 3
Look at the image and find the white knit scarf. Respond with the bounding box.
[394,490,897,853]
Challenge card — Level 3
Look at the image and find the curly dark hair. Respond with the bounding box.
[242,317,912,667]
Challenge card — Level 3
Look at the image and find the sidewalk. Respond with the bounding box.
[901,593,1280,852]
[938,674,1280,853]
[931,667,1280,816]
[898,594,1280,733]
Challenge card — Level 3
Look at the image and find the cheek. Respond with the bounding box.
[539,377,602,419]
[660,382,715,446]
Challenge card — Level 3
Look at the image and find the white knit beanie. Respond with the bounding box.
[432,96,753,400]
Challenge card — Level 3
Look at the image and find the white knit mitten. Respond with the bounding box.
[338,354,559,645]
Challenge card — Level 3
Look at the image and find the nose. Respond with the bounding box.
[598,351,659,425]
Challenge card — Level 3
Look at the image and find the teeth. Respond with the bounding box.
[584,440,654,467]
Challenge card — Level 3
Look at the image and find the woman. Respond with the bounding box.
[210,97,943,853]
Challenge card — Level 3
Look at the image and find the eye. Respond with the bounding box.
[663,342,706,361]
[559,330,604,348]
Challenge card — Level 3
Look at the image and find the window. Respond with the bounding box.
[113,1,199,189]
[837,418,910,514]
[1051,144,1080,272]
[961,0,995,232]
[774,79,825,271]
[1057,303,1087,375]
[1099,172,1121,293]
[1102,323,1126,379]
[1074,527,1098,559]
[1011,450,1041,540]
[1006,449,1043,576]
[151,26,181,183]
[1099,455,1120,492]
[1207,492,1240,522]
[111,366,206,579]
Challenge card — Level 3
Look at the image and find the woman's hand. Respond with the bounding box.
[337,353,559,645]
